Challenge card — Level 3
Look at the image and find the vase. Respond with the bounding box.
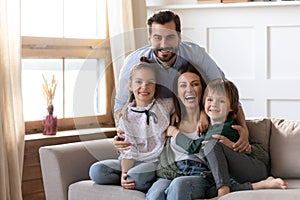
[43,104,57,135]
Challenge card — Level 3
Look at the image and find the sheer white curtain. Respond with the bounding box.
[106,0,148,88]
[0,0,25,199]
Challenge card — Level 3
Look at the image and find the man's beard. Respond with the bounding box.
[155,47,178,63]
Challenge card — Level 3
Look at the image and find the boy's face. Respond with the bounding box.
[129,68,156,107]
[177,72,202,110]
[148,21,181,67]
[204,91,232,124]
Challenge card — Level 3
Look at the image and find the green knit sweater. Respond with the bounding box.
[176,119,239,154]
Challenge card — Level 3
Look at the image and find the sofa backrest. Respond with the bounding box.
[270,118,300,178]
[246,118,271,153]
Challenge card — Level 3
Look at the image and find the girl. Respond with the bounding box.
[89,58,174,192]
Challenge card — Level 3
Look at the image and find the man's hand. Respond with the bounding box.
[231,125,251,152]
[113,129,131,152]
[121,172,135,189]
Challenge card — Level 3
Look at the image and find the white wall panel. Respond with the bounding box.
[208,27,254,80]
[147,2,300,120]
[268,26,300,79]
[268,100,300,120]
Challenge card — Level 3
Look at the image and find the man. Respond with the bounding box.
[114,10,250,153]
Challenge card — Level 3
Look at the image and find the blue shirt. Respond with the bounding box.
[114,41,226,112]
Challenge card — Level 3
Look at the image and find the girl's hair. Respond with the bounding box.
[172,63,206,128]
[203,78,239,120]
[127,56,161,103]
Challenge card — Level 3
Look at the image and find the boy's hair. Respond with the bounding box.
[203,78,239,119]
[147,10,181,36]
[127,57,161,103]
[172,63,206,128]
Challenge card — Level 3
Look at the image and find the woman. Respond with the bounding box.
[147,64,287,200]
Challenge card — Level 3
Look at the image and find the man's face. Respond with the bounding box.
[148,21,181,66]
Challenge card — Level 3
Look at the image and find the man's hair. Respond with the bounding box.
[147,10,181,36]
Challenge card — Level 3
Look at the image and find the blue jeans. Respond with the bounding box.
[146,159,212,200]
[146,176,212,200]
[89,159,157,192]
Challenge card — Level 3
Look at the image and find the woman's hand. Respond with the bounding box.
[113,129,131,152]
[166,125,179,137]
[197,110,209,134]
[231,125,251,153]
[121,172,135,189]
[170,112,179,126]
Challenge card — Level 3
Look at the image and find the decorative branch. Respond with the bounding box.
[42,74,58,106]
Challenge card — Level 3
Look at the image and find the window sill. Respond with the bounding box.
[25,127,117,141]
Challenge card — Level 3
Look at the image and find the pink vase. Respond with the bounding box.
[43,104,57,135]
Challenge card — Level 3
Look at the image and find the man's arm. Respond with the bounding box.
[231,106,251,152]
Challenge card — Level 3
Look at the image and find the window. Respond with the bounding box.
[21,0,115,133]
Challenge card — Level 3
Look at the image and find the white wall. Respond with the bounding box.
[147,2,300,120]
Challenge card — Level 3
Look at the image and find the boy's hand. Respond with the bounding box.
[210,134,235,149]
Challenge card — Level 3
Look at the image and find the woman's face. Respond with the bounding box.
[129,68,156,107]
[177,72,202,109]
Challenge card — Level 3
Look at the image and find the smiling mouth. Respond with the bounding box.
[139,91,150,96]
[158,47,173,53]
[185,95,196,101]
[209,109,219,113]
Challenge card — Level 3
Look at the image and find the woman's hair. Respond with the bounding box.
[172,63,206,128]
[147,10,181,36]
[127,56,161,103]
[203,78,239,120]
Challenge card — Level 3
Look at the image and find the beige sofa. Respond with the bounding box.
[39,118,300,200]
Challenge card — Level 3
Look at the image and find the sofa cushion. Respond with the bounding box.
[69,180,145,200]
[270,119,300,178]
[246,118,271,152]
[219,189,300,200]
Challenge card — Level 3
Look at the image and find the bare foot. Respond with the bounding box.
[258,176,288,189]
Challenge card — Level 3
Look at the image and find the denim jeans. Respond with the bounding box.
[89,159,157,192]
[146,159,212,200]
[146,176,212,200]
[176,159,209,176]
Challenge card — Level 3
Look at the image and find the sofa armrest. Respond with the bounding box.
[39,138,118,200]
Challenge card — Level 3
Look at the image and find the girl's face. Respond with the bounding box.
[129,68,156,107]
[204,91,232,124]
[177,72,202,109]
